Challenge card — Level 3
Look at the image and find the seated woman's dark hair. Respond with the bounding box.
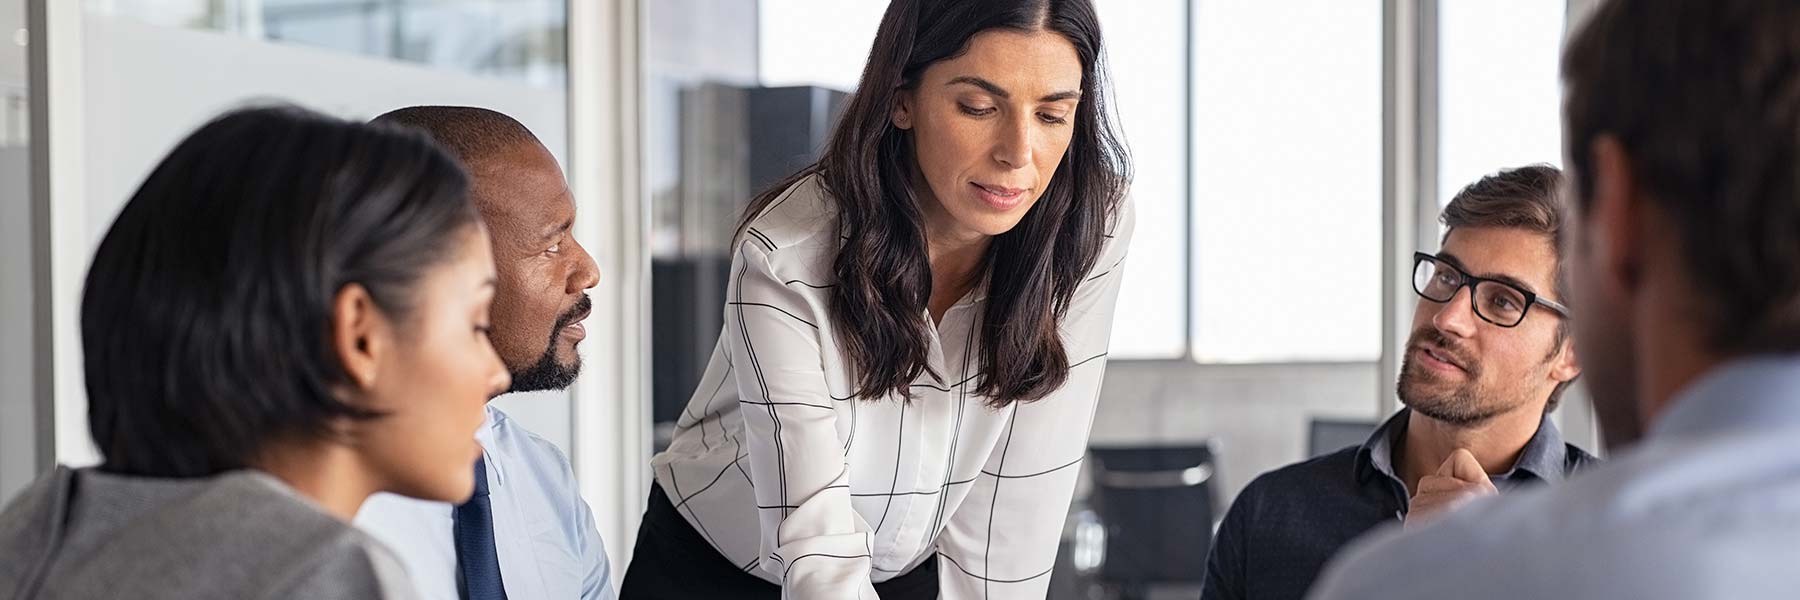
[82,105,478,478]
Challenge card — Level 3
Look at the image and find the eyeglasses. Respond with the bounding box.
[1412,252,1570,328]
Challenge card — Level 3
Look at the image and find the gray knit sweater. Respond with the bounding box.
[0,466,415,600]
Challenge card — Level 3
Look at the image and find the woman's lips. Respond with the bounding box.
[972,182,1028,210]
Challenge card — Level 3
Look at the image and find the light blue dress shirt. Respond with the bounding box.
[356,406,616,600]
[1308,355,1800,600]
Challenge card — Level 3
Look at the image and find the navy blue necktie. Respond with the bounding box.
[454,457,507,600]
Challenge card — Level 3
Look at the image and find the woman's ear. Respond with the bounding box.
[332,283,387,390]
[892,90,916,130]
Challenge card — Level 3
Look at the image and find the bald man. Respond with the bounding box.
[354,106,613,600]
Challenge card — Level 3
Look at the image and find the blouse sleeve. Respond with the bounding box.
[724,237,879,599]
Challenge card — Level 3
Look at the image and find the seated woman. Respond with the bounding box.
[0,105,511,599]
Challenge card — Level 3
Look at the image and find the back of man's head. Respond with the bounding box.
[1563,0,1800,355]
[371,106,541,171]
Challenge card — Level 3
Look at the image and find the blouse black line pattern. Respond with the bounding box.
[649,175,1135,599]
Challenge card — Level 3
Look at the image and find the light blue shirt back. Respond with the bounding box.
[356,406,616,600]
[1308,355,1800,600]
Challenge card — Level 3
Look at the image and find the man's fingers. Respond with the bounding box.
[1414,477,1497,499]
[1409,457,1502,528]
[1447,448,1492,485]
[1414,475,1473,495]
[1407,488,1482,528]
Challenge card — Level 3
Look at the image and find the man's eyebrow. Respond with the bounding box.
[1440,252,1542,295]
[541,219,573,242]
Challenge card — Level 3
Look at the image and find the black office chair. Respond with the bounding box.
[1084,444,1219,600]
[1307,417,1379,458]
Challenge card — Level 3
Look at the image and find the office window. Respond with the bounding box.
[1189,0,1383,363]
[757,0,886,91]
[1096,0,1190,359]
[84,0,568,87]
[647,0,804,440]
[1438,0,1566,206]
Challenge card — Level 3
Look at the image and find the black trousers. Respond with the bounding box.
[619,483,939,599]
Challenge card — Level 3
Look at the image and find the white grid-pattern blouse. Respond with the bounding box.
[650,174,1133,599]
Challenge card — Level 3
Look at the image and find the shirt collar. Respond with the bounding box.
[1652,354,1800,440]
[1502,414,1571,483]
[1354,407,1573,486]
[1353,409,1410,485]
[961,273,990,305]
[924,276,988,317]
[477,405,505,486]
[477,404,502,444]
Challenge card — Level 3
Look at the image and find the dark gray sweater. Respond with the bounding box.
[1201,410,1597,600]
[0,466,415,600]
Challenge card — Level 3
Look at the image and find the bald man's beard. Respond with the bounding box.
[507,296,589,393]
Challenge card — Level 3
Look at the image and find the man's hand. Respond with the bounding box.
[1406,448,1498,528]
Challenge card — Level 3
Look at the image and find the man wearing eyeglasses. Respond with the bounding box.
[1200,164,1597,600]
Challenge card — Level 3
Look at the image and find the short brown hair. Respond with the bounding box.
[1441,164,1575,411]
[1563,0,1800,355]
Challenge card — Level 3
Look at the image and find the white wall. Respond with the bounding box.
[52,15,576,466]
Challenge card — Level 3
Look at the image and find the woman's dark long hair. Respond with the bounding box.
[82,105,478,477]
[740,0,1129,407]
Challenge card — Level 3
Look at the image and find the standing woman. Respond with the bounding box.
[0,106,511,599]
[622,0,1132,598]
